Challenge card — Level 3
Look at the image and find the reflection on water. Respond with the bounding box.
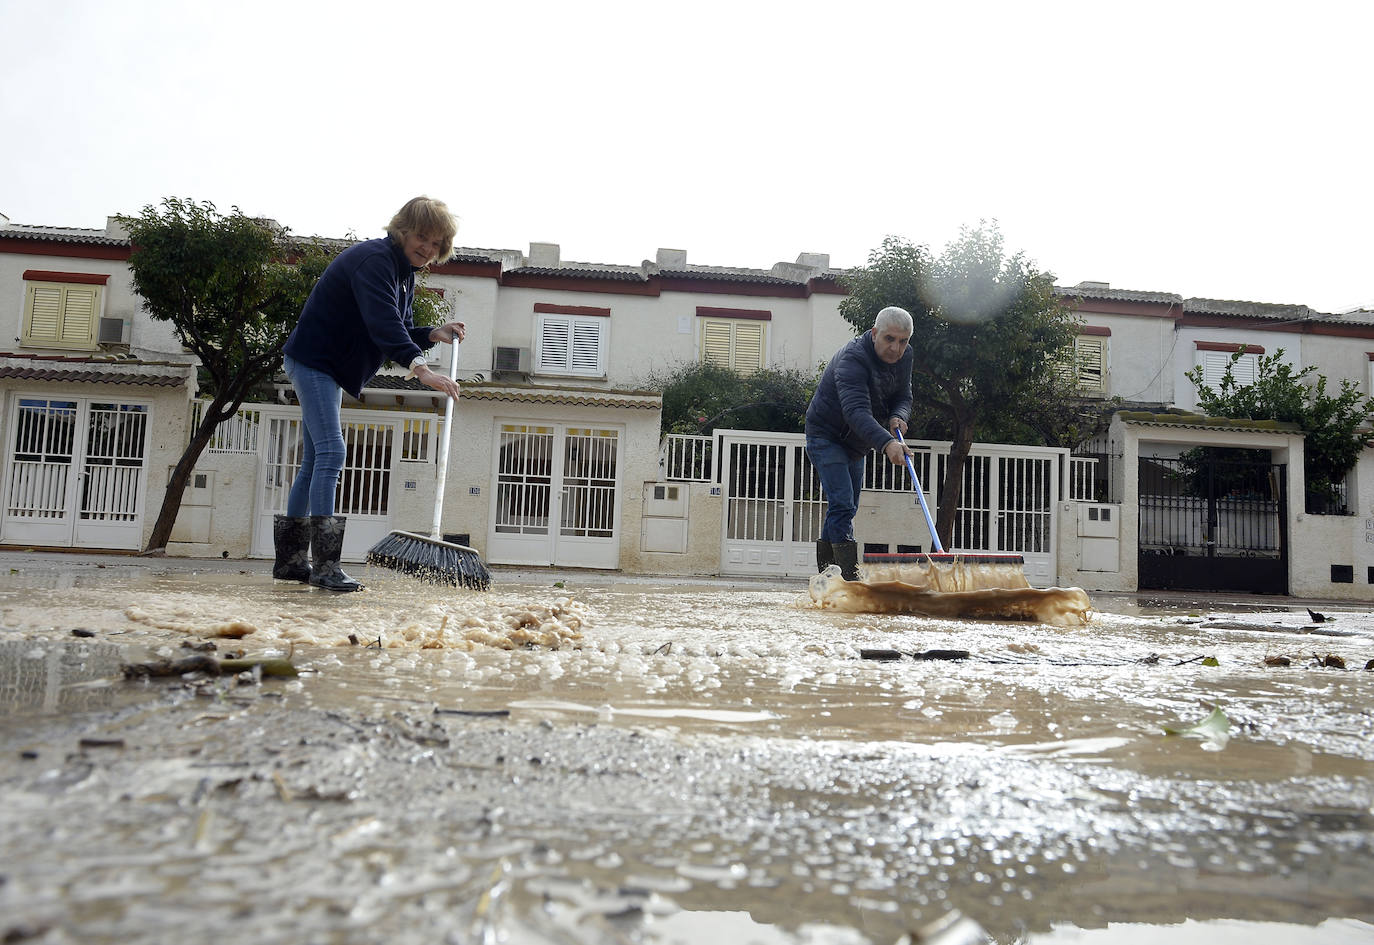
[0,556,1372,943]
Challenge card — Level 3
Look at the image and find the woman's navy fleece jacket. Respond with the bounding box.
[283,237,434,398]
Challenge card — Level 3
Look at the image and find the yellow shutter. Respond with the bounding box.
[59,286,98,344]
[733,322,764,374]
[24,282,100,348]
[701,320,733,367]
[28,285,63,340]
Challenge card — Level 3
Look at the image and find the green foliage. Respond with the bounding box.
[839,225,1082,441]
[120,197,333,405]
[120,197,340,551]
[1185,348,1374,510]
[648,361,819,435]
[838,223,1082,542]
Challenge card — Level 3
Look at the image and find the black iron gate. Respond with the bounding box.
[1138,454,1288,593]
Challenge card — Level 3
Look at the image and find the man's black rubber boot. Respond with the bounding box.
[816,539,835,574]
[272,515,312,583]
[308,515,364,592]
[832,540,861,581]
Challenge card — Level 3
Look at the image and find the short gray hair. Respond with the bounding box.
[875,306,913,334]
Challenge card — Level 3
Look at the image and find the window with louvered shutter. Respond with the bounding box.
[536,314,605,376]
[1074,337,1105,391]
[23,282,100,349]
[1201,350,1257,389]
[699,318,765,373]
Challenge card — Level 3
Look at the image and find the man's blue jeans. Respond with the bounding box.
[283,354,346,518]
[806,434,866,543]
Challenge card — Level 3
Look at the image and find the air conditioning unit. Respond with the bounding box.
[98,317,130,345]
[492,346,531,374]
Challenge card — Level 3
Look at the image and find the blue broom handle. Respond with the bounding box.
[430,337,459,539]
[895,429,945,554]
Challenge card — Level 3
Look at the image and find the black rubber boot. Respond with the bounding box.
[272,515,311,583]
[832,540,861,582]
[816,540,835,574]
[308,515,364,592]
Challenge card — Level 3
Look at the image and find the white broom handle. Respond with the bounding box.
[430,337,458,539]
[896,429,945,553]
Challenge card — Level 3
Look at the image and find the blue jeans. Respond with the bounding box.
[283,355,345,518]
[806,434,866,543]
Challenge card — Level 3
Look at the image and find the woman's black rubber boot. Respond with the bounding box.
[308,515,364,592]
[272,515,312,583]
[816,539,835,574]
[832,540,861,581]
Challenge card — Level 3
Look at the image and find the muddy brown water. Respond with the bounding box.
[0,553,1372,944]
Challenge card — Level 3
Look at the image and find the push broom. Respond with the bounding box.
[366,339,491,590]
[861,430,1029,590]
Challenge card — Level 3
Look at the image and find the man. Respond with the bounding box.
[804,305,916,580]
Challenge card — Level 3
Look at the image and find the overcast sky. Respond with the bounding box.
[2,0,1369,312]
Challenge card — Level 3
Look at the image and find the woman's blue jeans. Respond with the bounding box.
[283,355,345,518]
[806,434,866,543]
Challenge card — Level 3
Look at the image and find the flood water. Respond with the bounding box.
[1,553,1372,944]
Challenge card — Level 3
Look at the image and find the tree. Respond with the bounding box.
[122,198,452,554]
[649,361,818,435]
[1185,348,1374,512]
[839,224,1081,547]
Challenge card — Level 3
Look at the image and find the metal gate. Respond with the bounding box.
[487,421,622,569]
[718,431,823,576]
[251,407,407,561]
[717,431,1062,582]
[1,395,150,549]
[1138,454,1288,593]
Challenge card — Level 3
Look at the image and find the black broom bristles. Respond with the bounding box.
[366,531,491,590]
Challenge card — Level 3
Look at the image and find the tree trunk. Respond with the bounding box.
[935,413,976,550]
[142,398,234,554]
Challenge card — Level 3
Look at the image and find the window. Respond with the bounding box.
[1067,335,1108,392]
[534,303,608,377]
[400,418,432,462]
[22,270,108,349]
[697,306,769,373]
[1195,341,1262,390]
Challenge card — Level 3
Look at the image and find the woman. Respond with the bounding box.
[275,196,466,592]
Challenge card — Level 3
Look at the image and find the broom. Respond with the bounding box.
[862,430,1028,591]
[366,339,491,590]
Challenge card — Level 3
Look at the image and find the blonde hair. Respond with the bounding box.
[386,196,458,263]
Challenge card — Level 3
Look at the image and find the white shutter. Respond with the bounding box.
[538,317,571,371]
[1074,337,1105,390]
[570,319,603,374]
[1201,350,1257,389]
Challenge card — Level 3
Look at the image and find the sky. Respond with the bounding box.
[2,0,1370,313]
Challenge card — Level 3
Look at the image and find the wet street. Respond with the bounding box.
[1,551,1372,944]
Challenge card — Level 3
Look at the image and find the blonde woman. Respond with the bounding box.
[277,196,466,591]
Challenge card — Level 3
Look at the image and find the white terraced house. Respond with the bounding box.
[1,211,1372,599]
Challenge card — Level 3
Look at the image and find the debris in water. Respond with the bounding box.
[808,566,1091,626]
[122,654,297,678]
[913,649,970,661]
[78,738,125,749]
[71,628,96,638]
[1321,653,1346,669]
[1162,705,1232,750]
[860,649,902,661]
[1264,655,1292,667]
[1307,608,1329,623]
